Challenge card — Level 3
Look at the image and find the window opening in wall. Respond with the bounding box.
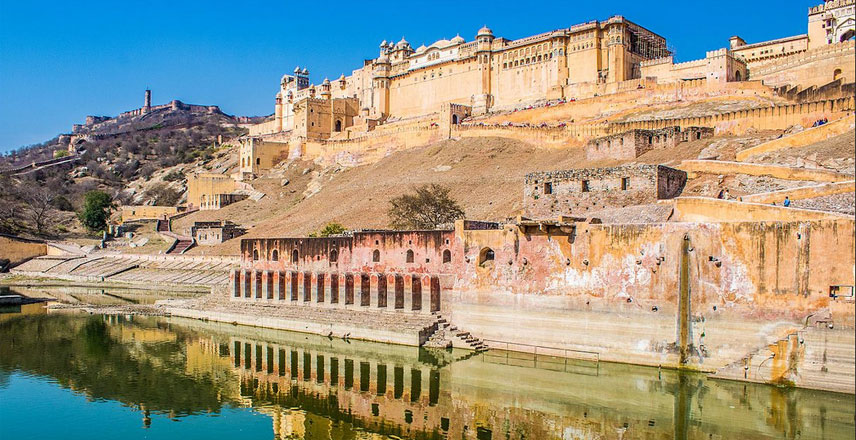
[291,249,299,263]
[372,249,380,262]
[271,249,279,261]
[581,180,590,192]
[442,249,451,264]
[256,158,260,165]
[478,248,495,267]
[329,249,338,263]
[544,182,552,194]
[406,249,414,263]
[335,120,342,132]
[252,249,259,260]
[621,177,629,191]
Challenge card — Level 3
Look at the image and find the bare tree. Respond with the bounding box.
[17,184,56,235]
[387,184,465,230]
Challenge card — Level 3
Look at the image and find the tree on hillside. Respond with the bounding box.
[78,190,114,232]
[17,185,56,235]
[387,184,465,230]
[318,222,347,237]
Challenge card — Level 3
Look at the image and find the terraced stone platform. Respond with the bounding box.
[11,254,238,288]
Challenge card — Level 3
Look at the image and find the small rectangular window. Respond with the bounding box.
[544,182,553,195]
[581,180,590,192]
[621,177,629,191]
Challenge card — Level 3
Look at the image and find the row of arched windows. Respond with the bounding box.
[253,247,452,264]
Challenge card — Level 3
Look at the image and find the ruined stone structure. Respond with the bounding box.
[191,221,246,245]
[585,126,714,161]
[523,164,687,217]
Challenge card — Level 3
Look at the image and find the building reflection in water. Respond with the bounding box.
[0,310,853,440]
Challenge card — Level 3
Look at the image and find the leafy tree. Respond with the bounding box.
[78,190,113,232]
[387,184,465,230]
[53,149,69,158]
[318,222,347,237]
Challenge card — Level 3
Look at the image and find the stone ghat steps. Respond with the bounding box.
[109,268,227,286]
[11,257,77,273]
[10,255,235,287]
[424,313,488,351]
[70,258,138,277]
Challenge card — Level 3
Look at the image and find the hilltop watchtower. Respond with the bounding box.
[143,89,152,114]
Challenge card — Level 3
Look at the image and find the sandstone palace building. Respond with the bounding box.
[243,1,852,157]
[252,18,670,138]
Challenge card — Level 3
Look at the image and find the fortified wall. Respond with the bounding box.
[523,164,687,217]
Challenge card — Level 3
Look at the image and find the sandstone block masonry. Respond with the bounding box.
[585,126,714,161]
[523,164,687,217]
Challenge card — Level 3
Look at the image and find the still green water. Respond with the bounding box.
[0,290,853,439]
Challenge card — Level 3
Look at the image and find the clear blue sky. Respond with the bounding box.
[0,0,813,152]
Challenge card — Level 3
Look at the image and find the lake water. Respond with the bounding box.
[0,289,853,439]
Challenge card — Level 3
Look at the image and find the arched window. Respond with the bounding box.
[478,247,495,267]
[452,114,459,125]
[329,249,338,263]
[372,249,380,262]
[252,249,259,261]
[735,70,742,81]
[335,119,342,132]
[291,249,299,263]
[442,249,451,264]
[833,68,843,81]
[271,249,279,261]
[406,249,414,263]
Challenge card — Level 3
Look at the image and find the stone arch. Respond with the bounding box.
[291,249,299,264]
[335,119,343,132]
[840,28,855,43]
[394,274,405,309]
[372,249,381,262]
[442,249,451,264]
[834,68,843,81]
[478,247,495,267]
[360,273,371,306]
[451,114,459,125]
[406,249,414,263]
[411,276,422,311]
[345,273,355,304]
[430,276,441,312]
[735,70,742,81]
[329,249,338,263]
[271,249,279,261]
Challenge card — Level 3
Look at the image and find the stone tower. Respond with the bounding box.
[143,89,152,114]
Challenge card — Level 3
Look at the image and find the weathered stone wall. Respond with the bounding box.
[447,217,855,371]
[523,165,687,217]
[0,234,46,266]
[120,205,180,222]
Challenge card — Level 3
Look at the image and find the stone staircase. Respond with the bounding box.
[156,218,194,254]
[423,312,488,352]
